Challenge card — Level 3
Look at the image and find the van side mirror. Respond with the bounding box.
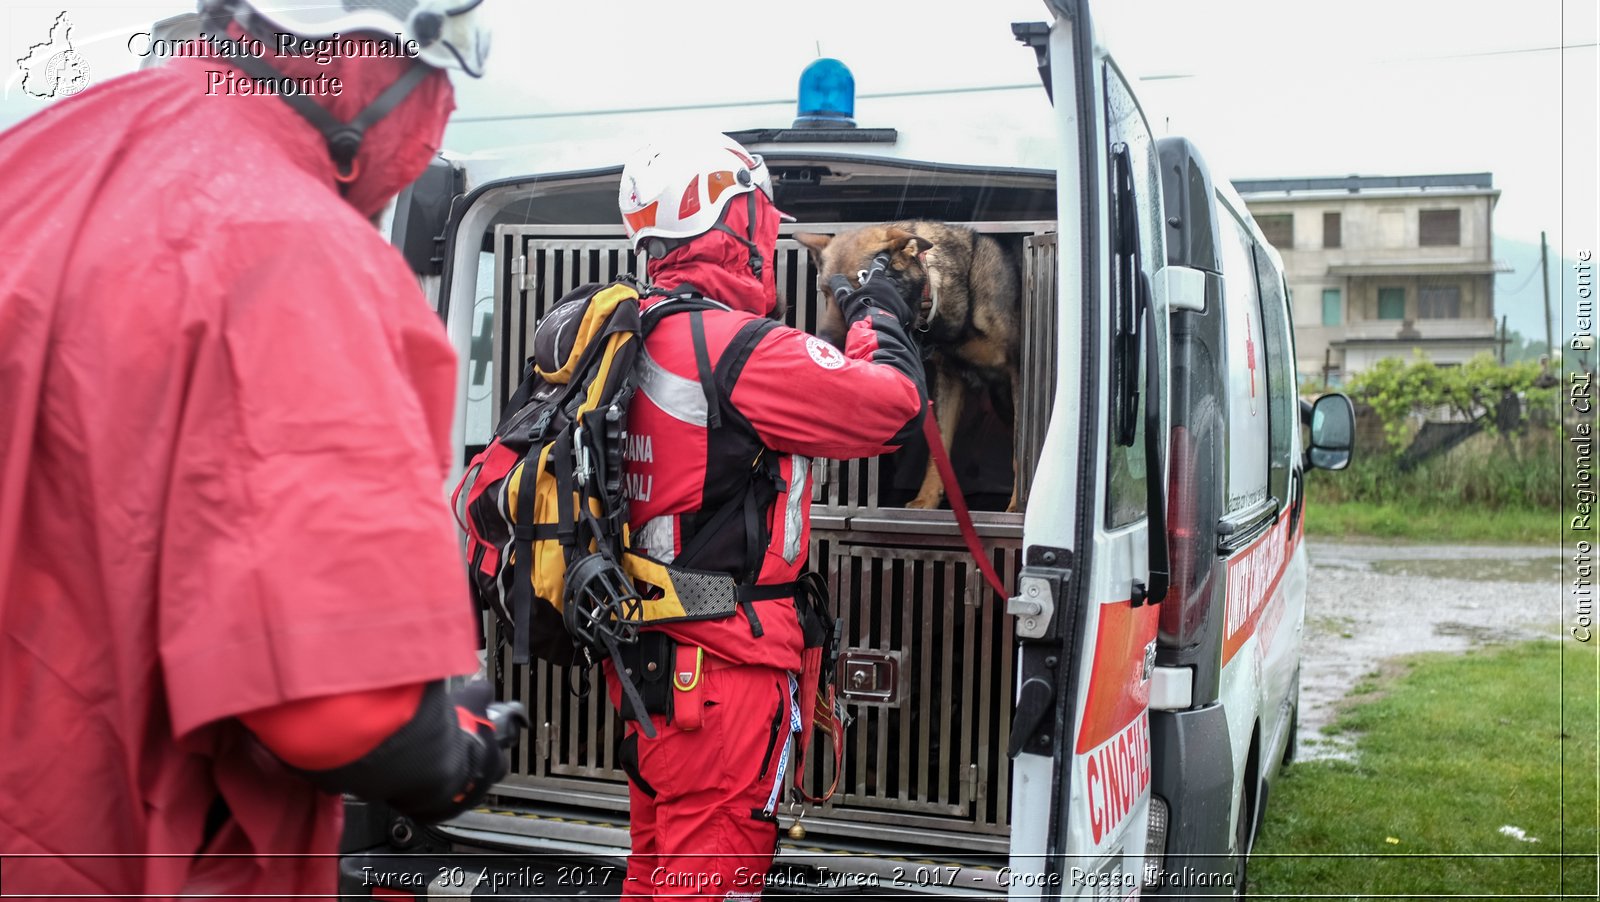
[1303,393,1355,471]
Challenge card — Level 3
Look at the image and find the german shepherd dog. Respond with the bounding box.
[795,222,1022,511]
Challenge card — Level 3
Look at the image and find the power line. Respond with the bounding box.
[1384,41,1597,62]
[1503,263,1542,295]
[450,40,1597,126]
[451,83,1040,125]
[1130,41,1599,81]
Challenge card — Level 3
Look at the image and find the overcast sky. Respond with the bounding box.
[4,0,1595,263]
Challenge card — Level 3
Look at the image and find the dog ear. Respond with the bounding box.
[885,228,935,260]
[792,232,833,267]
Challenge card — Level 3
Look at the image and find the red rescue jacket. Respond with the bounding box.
[624,197,926,671]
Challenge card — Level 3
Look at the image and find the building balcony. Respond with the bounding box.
[1337,317,1497,342]
[1326,260,1509,277]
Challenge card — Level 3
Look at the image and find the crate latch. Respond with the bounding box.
[836,650,901,705]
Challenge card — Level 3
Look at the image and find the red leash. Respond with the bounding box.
[921,401,1010,600]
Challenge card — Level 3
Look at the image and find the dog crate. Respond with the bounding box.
[483,221,1057,848]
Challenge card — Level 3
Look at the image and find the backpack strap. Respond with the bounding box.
[713,318,787,591]
[511,450,543,665]
[639,290,730,438]
[551,428,580,548]
[688,311,722,429]
[792,571,846,805]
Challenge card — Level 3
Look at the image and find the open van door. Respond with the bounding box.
[1006,2,1171,897]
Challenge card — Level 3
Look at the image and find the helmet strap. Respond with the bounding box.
[225,52,431,181]
[711,192,766,279]
[200,6,431,182]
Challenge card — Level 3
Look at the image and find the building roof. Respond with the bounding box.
[1232,173,1494,196]
[1326,261,1512,277]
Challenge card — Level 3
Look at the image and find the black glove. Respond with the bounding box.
[414,681,528,821]
[292,680,528,825]
[828,253,915,330]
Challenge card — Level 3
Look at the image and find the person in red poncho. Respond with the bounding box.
[609,133,927,899]
[0,2,524,898]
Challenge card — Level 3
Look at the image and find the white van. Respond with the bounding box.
[351,1,1355,897]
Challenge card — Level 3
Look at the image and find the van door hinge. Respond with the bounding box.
[537,719,554,765]
[511,253,528,292]
[1007,576,1057,640]
[1008,546,1071,640]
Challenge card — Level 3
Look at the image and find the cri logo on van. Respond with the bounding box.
[1244,311,1259,416]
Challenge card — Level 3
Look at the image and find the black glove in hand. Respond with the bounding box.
[447,682,526,806]
[486,701,531,749]
[392,682,527,824]
[829,254,915,330]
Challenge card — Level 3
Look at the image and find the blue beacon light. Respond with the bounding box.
[793,58,856,129]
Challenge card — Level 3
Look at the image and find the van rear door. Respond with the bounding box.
[1007,4,1170,896]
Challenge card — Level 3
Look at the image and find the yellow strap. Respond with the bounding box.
[622,553,690,621]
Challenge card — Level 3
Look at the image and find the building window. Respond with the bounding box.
[1419,209,1460,246]
[1323,211,1342,248]
[1257,214,1293,249]
[1322,288,1342,325]
[1419,285,1462,319]
[1378,287,1406,320]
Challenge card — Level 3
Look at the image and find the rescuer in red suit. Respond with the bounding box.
[0,2,524,898]
[610,133,928,899]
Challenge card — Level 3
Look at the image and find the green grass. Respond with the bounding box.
[1320,430,1563,510]
[1299,428,1564,543]
[1251,640,1599,897]
[1304,500,1564,544]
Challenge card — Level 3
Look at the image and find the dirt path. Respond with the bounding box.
[1297,541,1566,761]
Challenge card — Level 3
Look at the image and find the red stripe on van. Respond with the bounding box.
[1074,599,1161,754]
[1220,509,1297,666]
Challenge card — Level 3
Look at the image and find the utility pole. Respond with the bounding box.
[1541,230,1554,361]
[1499,314,1509,363]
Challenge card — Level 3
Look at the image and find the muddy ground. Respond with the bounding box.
[1296,541,1566,761]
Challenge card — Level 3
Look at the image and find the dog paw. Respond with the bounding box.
[905,494,944,510]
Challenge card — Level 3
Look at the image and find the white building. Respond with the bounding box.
[1234,173,1504,384]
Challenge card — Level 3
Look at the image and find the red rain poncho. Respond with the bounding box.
[0,51,477,898]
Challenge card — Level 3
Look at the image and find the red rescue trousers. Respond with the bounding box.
[611,657,801,901]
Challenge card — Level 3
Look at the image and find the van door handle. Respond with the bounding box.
[1007,676,1056,758]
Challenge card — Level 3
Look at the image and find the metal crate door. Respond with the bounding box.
[797,539,1020,837]
[491,226,641,416]
[1018,232,1059,509]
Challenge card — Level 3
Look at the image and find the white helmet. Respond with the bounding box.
[199,0,490,177]
[201,0,491,77]
[619,132,791,252]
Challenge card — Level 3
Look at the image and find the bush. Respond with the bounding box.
[1310,429,1560,510]
[1320,352,1562,513]
[1344,352,1559,450]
